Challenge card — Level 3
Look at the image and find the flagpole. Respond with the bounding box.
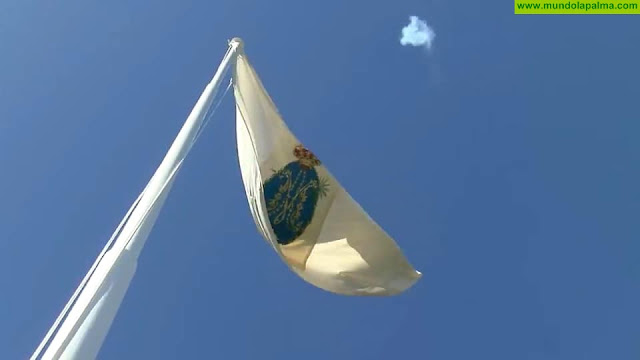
[32,38,243,360]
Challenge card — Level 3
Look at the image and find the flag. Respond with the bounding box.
[232,50,421,296]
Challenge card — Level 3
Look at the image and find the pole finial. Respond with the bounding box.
[229,37,244,52]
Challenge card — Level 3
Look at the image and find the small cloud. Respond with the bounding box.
[400,16,435,50]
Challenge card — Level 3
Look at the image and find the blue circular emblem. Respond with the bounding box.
[263,145,328,245]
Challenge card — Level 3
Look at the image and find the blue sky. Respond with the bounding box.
[1,1,639,359]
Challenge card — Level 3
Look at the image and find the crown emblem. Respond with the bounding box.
[293,144,321,168]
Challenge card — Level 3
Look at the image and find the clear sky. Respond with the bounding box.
[1,1,639,359]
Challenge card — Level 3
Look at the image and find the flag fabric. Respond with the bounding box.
[232,50,421,296]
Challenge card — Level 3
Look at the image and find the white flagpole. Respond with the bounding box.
[32,38,243,360]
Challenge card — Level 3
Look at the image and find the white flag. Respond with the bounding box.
[233,50,421,296]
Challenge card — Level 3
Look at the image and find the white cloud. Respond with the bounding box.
[400,16,435,50]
